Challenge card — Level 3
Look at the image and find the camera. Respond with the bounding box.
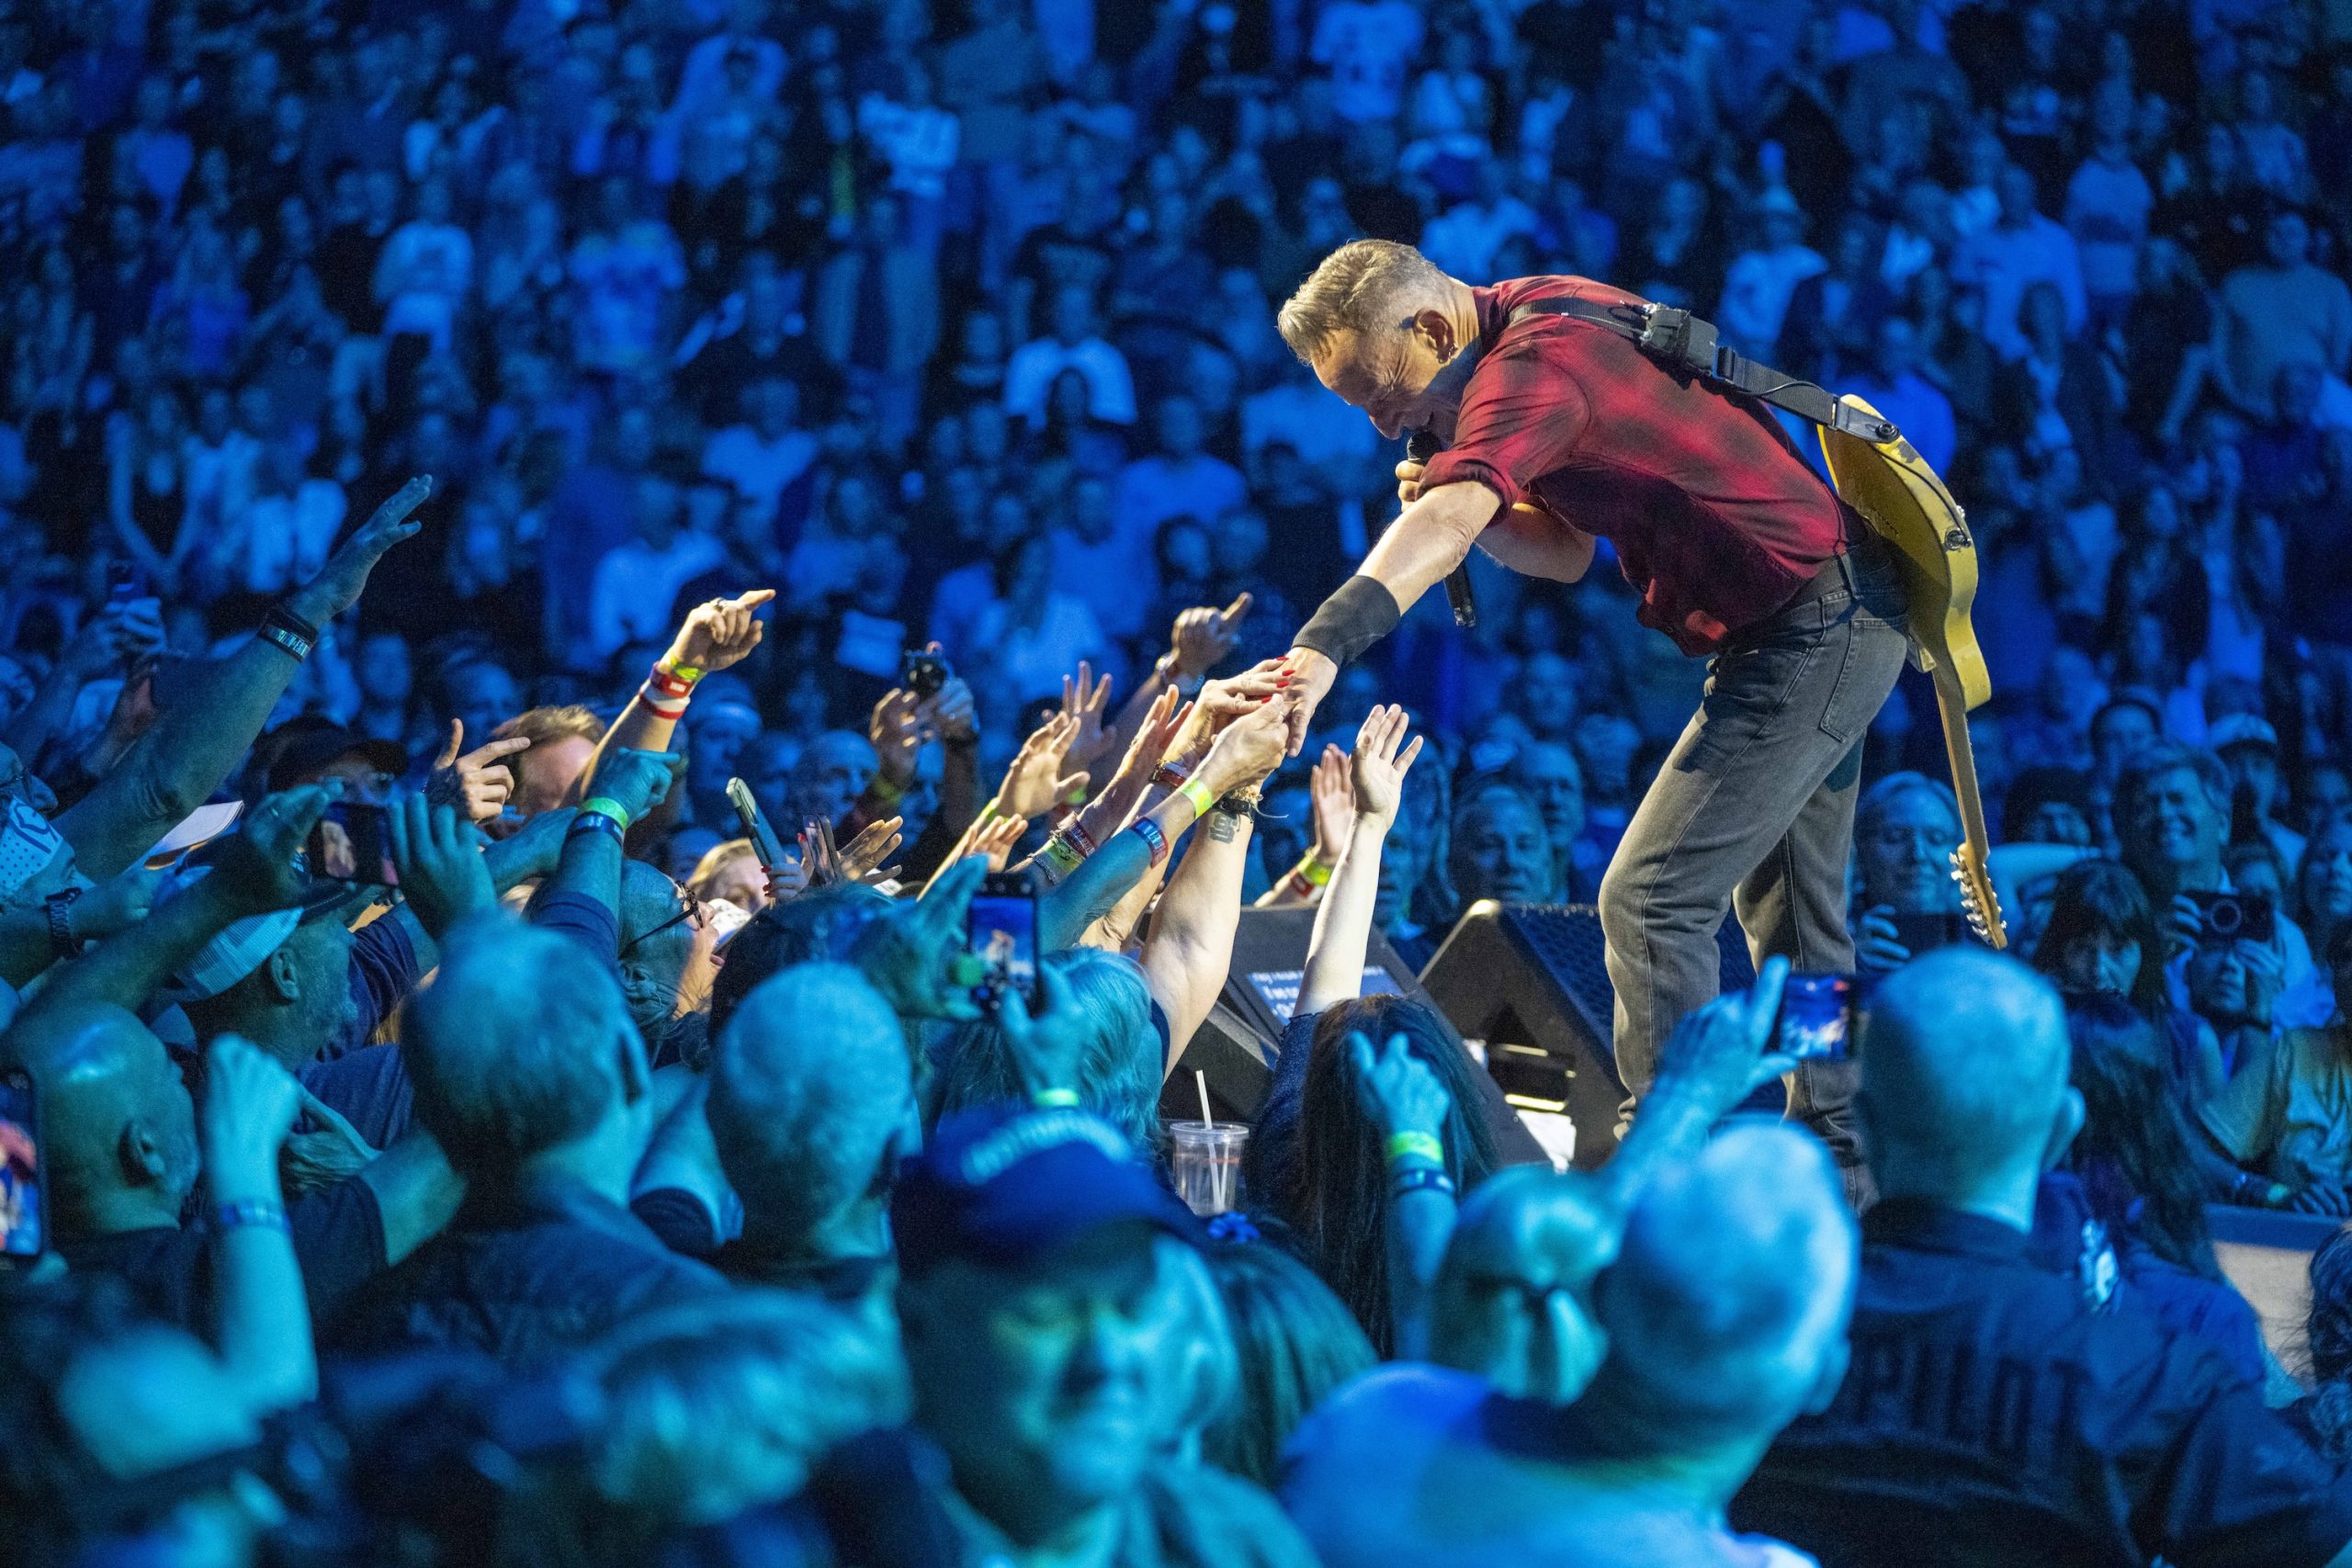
[903,648,950,699]
[2188,889,2276,946]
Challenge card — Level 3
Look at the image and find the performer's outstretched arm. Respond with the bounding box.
[1275,479,1499,753]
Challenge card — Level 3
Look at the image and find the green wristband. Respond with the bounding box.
[1032,1088,1081,1108]
[1177,778,1219,819]
[579,795,632,831]
[1385,1131,1444,1168]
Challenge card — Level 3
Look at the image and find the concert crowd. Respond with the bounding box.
[5,0,2352,1561]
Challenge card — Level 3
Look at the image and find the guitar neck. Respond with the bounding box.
[1932,668,1996,863]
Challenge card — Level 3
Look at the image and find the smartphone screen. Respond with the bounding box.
[311,802,398,887]
[967,881,1039,1011]
[1,1068,44,1261]
[1774,973,1859,1061]
[1891,909,1966,957]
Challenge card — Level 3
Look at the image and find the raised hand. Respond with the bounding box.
[212,784,340,915]
[1196,696,1293,799]
[1276,647,1339,758]
[836,816,905,886]
[969,810,1029,871]
[1347,1030,1451,1142]
[868,688,927,789]
[200,1033,306,1179]
[1349,704,1425,824]
[593,749,682,823]
[664,590,775,675]
[932,671,978,744]
[1074,685,1187,841]
[998,963,1087,1102]
[71,865,165,941]
[852,855,989,1021]
[1169,592,1254,682]
[425,720,531,824]
[996,713,1090,821]
[1309,745,1353,863]
[287,476,432,626]
[280,1087,379,1201]
[1853,908,1911,976]
[1060,661,1116,766]
[387,791,494,940]
[1649,955,1795,1118]
[1171,658,1285,760]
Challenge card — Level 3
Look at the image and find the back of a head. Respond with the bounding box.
[576,1292,909,1534]
[1200,1227,1375,1487]
[2304,1231,2352,1461]
[405,915,636,1180]
[1276,238,1450,364]
[1430,1165,1617,1405]
[1289,996,1503,1353]
[708,963,910,1240]
[1859,948,2073,1206]
[930,949,1159,1153]
[1588,1124,1856,1450]
[4,1003,195,1224]
[708,886,890,1036]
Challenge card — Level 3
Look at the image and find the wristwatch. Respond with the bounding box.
[45,886,83,961]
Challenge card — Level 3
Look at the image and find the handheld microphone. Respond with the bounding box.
[1409,429,1477,629]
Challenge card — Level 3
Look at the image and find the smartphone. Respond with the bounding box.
[2187,889,2276,946]
[311,802,398,887]
[106,560,147,606]
[727,777,790,874]
[1891,910,1966,956]
[1,1066,45,1265]
[902,648,950,700]
[1773,973,1860,1061]
[967,873,1040,1011]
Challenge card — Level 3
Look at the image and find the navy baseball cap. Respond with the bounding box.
[894,1106,1200,1275]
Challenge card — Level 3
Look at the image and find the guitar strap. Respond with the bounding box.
[1505,297,1902,445]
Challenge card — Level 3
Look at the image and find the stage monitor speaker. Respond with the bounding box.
[1419,902,1761,1170]
[1162,907,1549,1168]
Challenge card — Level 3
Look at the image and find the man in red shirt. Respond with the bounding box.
[1274,239,1907,1153]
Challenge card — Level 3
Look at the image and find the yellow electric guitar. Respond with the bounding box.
[1818,395,2008,949]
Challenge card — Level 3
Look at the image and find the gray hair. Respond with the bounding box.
[1276,239,1452,365]
[404,914,638,1179]
[930,949,1161,1155]
[709,963,910,1240]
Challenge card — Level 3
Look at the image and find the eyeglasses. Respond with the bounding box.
[620,892,705,960]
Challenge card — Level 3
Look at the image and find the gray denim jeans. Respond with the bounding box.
[1600,537,1909,1157]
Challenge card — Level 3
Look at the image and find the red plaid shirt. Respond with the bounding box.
[1418,275,1853,654]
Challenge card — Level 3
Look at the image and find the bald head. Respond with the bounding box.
[1431,1166,1616,1404]
[1858,948,2080,1219]
[709,963,911,1245]
[405,915,643,1181]
[1588,1124,1855,1449]
[4,1002,198,1232]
